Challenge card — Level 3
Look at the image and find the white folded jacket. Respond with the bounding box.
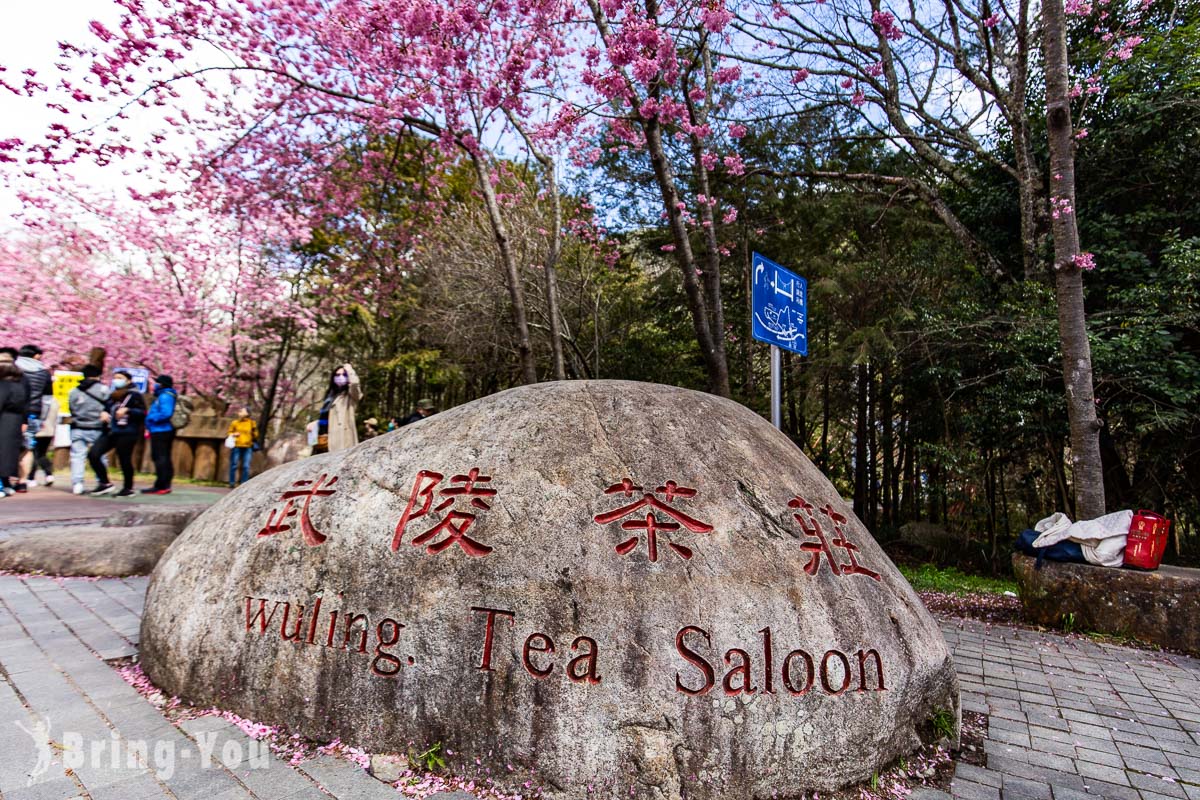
[1032,510,1132,567]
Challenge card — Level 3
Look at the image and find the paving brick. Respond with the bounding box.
[1075,746,1124,769]
[949,778,1002,800]
[1127,771,1188,799]
[1078,778,1141,799]
[1075,760,1131,786]
[2,776,88,800]
[1002,775,1052,799]
[295,755,398,799]
[955,763,1003,788]
[908,788,952,800]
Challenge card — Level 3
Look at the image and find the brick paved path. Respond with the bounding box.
[1,575,1198,799]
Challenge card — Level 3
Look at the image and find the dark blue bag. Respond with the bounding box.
[1016,529,1086,570]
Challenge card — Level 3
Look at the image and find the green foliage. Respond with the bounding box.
[930,708,957,741]
[408,743,447,774]
[898,564,1019,596]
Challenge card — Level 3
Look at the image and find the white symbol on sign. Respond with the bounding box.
[754,262,806,345]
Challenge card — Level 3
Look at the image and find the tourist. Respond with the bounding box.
[88,369,146,496]
[14,346,50,490]
[363,417,380,438]
[68,365,110,494]
[29,381,58,485]
[0,349,19,491]
[143,374,178,495]
[0,363,27,497]
[226,407,259,487]
[401,398,436,426]
[313,363,361,453]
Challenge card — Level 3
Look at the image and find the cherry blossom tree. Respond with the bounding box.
[13,0,593,386]
[575,0,745,396]
[0,188,308,407]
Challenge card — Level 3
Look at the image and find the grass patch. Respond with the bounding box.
[898,563,1018,596]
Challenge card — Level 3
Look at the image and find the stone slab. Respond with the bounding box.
[0,525,180,577]
[1013,554,1200,655]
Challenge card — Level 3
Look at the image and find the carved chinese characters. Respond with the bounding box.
[592,478,713,561]
[392,468,497,556]
[788,495,881,581]
[257,473,339,546]
[253,475,882,581]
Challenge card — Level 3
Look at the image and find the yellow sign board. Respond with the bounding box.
[52,371,84,412]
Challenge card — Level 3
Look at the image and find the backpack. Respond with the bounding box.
[170,394,194,430]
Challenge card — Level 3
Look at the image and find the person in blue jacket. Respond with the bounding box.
[143,374,178,495]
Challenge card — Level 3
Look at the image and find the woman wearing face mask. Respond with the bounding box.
[313,363,361,454]
[87,370,146,496]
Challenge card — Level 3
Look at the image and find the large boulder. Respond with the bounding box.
[0,524,180,577]
[141,381,959,798]
[1013,554,1200,654]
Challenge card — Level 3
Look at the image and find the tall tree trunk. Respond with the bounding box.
[539,160,567,382]
[820,330,830,471]
[641,112,730,396]
[928,460,941,524]
[257,323,293,445]
[743,235,755,396]
[470,152,539,385]
[1010,0,1044,280]
[684,43,731,397]
[880,360,894,528]
[1000,464,1011,546]
[854,363,869,520]
[584,0,729,397]
[867,363,878,531]
[509,116,567,381]
[901,412,915,522]
[1042,0,1105,519]
[985,449,998,567]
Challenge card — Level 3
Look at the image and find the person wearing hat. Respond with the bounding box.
[363,417,380,438]
[401,398,436,426]
[143,374,179,494]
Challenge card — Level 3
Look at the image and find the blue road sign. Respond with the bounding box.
[113,366,152,395]
[751,252,807,356]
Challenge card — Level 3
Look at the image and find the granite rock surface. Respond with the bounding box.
[141,381,959,798]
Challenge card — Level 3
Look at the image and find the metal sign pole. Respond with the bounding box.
[770,345,782,430]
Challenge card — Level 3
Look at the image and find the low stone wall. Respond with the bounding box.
[0,505,206,577]
[1012,553,1200,655]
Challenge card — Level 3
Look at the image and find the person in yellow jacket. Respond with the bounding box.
[226,407,259,488]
